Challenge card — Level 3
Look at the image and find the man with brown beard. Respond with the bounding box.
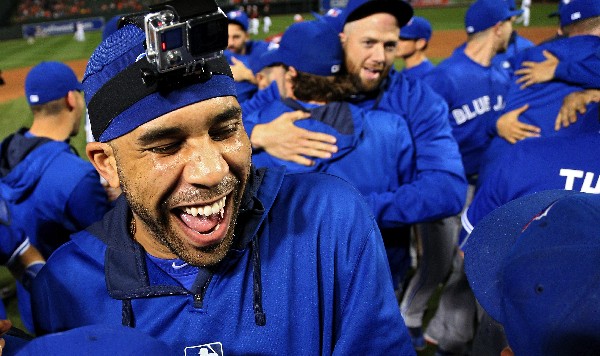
[29,1,414,354]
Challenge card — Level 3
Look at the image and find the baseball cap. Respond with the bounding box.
[102,15,121,40]
[257,20,343,76]
[84,23,235,142]
[227,10,249,31]
[559,0,600,27]
[464,189,600,355]
[465,0,523,34]
[13,324,172,355]
[25,61,83,106]
[313,7,344,31]
[400,16,432,41]
[337,0,413,32]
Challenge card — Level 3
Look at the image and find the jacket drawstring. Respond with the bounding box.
[251,237,266,326]
[122,299,135,327]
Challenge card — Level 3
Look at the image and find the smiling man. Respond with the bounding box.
[29,1,413,354]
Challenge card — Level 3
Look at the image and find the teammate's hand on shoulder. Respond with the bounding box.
[230,57,257,84]
[515,50,559,89]
[496,104,540,144]
[250,111,338,166]
[555,89,600,131]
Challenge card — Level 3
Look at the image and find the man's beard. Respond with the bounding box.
[121,171,244,267]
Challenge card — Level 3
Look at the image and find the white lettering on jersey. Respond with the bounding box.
[451,95,504,125]
[560,169,600,193]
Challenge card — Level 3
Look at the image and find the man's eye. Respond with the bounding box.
[148,142,181,155]
[210,123,240,141]
[384,43,397,52]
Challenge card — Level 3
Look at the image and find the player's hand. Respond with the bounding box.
[555,89,600,131]
[250,111,338,166]
[0,319,12,354]
[496,104,540,144]
[515,50,559,89]
[230,57,257,84]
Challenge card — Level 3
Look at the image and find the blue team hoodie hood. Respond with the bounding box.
[80,166,284,327]
[0,129,69,201]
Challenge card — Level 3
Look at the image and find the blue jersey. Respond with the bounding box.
[241,81,281,120]
[249,99,421,228]
[463,131,600,239]
[400,59,434,80]
[224,40,271,103]
[32,168,415,355]
[554,45,600,89]
[352,69,467,219]
[422,49,511,177]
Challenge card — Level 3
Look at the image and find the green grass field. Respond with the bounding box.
[0,2,561,340]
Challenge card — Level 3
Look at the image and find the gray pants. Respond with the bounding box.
[400,217,458,327]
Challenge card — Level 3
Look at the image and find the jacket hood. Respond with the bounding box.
[0,129,67,202]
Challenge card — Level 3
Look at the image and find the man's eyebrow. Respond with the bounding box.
[213,106,243,124]
[137,126,184,146]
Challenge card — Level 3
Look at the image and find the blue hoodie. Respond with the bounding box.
[32,167,415,355]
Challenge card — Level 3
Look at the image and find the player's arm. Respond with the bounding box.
[230,56,257,84]
[65,170,112,230]
[249,111,338,167]
[495,104,540,144]
[516,50,600,89]
[555,89,600,131]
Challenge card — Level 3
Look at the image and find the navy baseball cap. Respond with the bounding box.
[227,10,249,31]
[464,189,600,355]
[14,324,172,355]
[400,16,432,41]
[465,0,523,34]
[258,20,343,76]
[337,0,413,32]
[25,61,83,106]
[559,0,600,27]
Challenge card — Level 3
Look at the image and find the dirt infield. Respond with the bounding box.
[0,27,557,104]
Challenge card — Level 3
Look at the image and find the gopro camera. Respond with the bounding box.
[143,7,228,74]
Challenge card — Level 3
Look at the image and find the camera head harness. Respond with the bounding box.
[87,0,233,141]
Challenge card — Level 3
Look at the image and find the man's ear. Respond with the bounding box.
[416,38,427,51]
[86,142,119,188]
[65,91,78,111]
[339,32,347,46]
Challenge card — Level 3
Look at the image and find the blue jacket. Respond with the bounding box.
[400,60,434,80]
[0,129,111,331]
[480,36,600,184]
[351,69,467,218]
[32,167,415,355]
[250,99,423,229]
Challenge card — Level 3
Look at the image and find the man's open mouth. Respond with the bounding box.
[178,196,226,235]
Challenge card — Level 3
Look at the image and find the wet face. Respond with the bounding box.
[340,13,399,92]
[110,96,252,267]
[228,23,248,54]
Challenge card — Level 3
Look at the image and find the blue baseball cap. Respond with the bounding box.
[83,24,235,142]
[313,7,344,30]
[464,189,600,355]
[257,20,343,76]
[102,15,121,40]
[227,10,249,31]
[465,0,523,34]
[559,0,600,27]
[14,324,172,355]
[400,16,432,41]
[25,61,83,106]
[337,0,414,32]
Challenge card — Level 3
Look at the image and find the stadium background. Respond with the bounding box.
[0,0,559,352]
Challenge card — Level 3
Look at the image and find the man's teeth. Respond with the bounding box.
[184,197,226,217]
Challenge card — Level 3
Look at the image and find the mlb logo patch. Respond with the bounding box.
[185,342,224,356]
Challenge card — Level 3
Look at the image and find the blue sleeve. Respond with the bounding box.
[380,75,467,224]
[0,225,28,265]
[554,54,600,89]
[65,171,111,230]
[332,222,415,355]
